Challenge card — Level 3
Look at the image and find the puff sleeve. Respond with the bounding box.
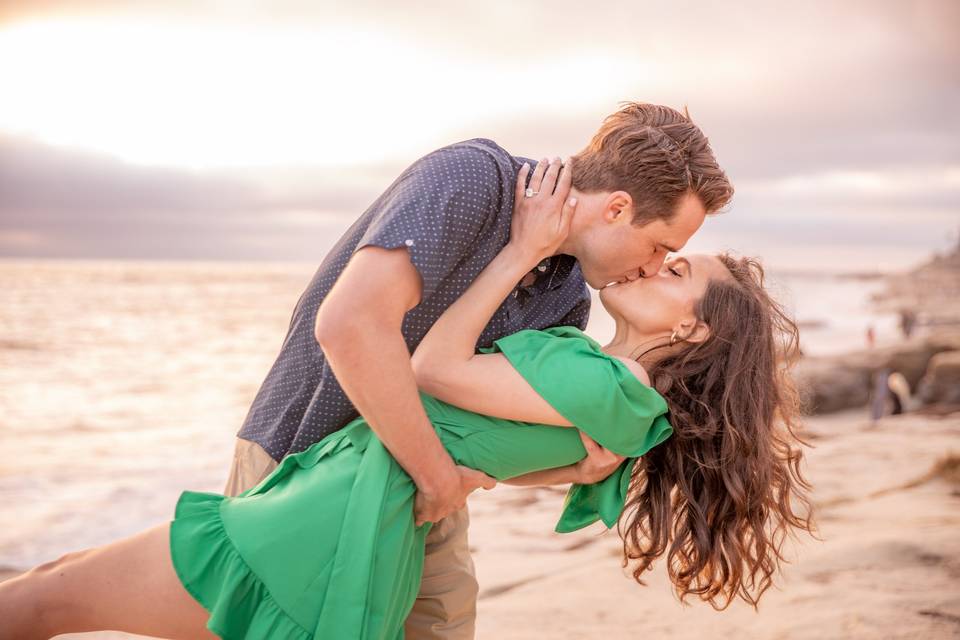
[480,326,673,532]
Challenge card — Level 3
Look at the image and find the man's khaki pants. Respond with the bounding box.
[223,437,478,640]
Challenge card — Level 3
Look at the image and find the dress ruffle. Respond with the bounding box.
[169,490,314,640]
[167,327,675,635]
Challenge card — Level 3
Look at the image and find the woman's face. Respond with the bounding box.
[598,253,731,337]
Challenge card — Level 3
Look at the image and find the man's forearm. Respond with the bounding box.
[318,318,456,492]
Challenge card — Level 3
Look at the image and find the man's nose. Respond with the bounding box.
[638,252,668,278]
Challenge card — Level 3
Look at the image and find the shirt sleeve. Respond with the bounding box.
[486,326,673,533]
[353,144,503,302]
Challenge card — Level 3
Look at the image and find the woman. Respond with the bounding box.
[0,162,815,639]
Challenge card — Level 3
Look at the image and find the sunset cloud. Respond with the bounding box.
[0,0,957,269]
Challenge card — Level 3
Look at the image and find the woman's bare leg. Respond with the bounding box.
[0,521,217,640]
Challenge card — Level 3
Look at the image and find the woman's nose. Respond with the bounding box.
[639,253,668,278]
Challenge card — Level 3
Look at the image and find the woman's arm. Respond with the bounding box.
[413,158,631,485]
[503,428,628,486]
[410,156,578,426]
[502,465,579,486]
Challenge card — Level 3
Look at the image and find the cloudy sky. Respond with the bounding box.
[0,0,957,270]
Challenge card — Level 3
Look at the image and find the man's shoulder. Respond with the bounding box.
[435,136,512,158]
[417,137,523,175]
[397,138,524,207]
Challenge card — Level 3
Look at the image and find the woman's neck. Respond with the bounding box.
[600,321,671,368]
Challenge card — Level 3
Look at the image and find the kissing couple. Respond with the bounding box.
[1,102,815,639]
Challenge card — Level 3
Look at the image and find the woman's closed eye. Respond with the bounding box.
[668,266,682,277]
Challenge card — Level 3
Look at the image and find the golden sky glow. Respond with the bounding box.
[0,1,957,269]
[0,16,647,168]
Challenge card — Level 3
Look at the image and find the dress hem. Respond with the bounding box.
[169,490,315,640]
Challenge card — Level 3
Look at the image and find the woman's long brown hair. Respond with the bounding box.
[620,253,817,610]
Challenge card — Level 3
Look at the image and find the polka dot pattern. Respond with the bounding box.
[237,138,592,461]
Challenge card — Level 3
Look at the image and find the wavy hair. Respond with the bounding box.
[620,253,817,610]
[571,101,734,225]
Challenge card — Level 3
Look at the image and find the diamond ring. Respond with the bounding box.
[524,187,538,198]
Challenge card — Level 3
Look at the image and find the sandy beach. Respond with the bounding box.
[2,251,958,639]
[4,409,958,639]
[471,410,960,640]
[2,0,959,635]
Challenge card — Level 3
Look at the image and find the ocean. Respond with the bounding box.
[0,258,900,571]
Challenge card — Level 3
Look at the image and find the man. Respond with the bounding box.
[223,101,733,639]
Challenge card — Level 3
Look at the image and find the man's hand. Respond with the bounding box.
[414,465,497,527]
[573,431,625,484]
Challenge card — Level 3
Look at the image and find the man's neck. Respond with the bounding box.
[553,187,585,259]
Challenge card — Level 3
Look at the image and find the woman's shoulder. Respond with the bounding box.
[486,325,672,459]
[611,355,651,386]
[483,325,656,397]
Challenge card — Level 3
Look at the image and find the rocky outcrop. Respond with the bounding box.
[795,333,960,414]
[797,242,960,415]
[872,239,960,328]
[917,351,960,406]
[795,359,870,414]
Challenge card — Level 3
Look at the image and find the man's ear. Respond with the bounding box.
[605,191,633,223]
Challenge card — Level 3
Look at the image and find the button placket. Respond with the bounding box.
[505,292,523,331]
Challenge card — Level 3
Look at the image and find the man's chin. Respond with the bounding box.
[596,278,623,291]
[597,282,619,295]
[584,272,614,291]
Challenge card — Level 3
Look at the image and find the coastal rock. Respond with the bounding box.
[872,240,960,334]
[917,350,960,405]
[799,240,960,415]
[795,359,871,414]
[880,341,950,390]
[795,335,960,414]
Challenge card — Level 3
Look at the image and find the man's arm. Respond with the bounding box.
[315,245,495,527]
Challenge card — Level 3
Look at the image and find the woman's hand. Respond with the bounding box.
[509,156,578,264]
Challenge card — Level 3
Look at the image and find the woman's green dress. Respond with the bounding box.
[169,326,673,639]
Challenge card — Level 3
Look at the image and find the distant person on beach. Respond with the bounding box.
[0,158,815,638]
[899,308,917,339]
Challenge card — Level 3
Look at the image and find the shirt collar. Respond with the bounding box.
[546,254,576,290]
[518,254,577,298]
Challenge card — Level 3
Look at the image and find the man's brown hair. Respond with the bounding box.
[571,101,733,224]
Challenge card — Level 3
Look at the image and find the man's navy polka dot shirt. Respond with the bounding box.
[237,137,592,461]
